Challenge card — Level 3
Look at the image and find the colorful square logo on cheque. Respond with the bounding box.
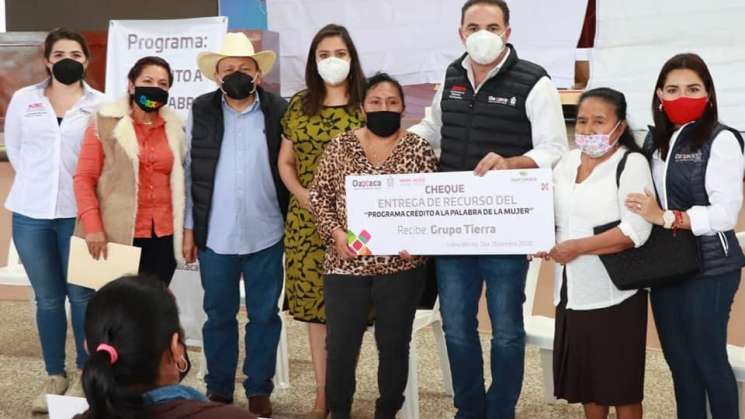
[347,229,372,256]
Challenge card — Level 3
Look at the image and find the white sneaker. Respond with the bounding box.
[65,369,85,398]
[31,374,69,414]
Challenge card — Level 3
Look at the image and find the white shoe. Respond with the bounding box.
[31,374,69,414]
[65,369,85,398]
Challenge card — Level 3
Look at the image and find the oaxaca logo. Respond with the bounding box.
[352,179,383,189]
[674,152,703,163]
[347,229,372,256]
[488,96,509,105]
[488,96,518,107]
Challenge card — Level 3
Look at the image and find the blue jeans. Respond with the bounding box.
[12,213,94,375]
[198,240,283,399]
[651,270,741,419]
[436,255,529,419]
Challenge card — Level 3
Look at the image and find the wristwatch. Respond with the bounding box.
[662,210,675,229]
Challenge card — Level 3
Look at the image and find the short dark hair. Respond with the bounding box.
[461,0,510,26]
[651,53,718,159]
[81,276,182,418]
[578,87,641,153]
[127,56,174,87]
[301,24,366,116]
[364,72,406,108]
[43,28,91,77]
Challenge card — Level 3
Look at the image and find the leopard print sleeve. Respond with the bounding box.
[417,134,439,174]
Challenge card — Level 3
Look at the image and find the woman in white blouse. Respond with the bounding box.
[625,54,744,419]
[3,28,104,413]
[539,88,654,419]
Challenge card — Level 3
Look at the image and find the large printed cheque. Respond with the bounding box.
[345,170,555,255]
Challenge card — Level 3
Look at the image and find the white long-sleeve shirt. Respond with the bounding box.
[4,79,104,219]
[408,50,568,169]
[553,148,655,310]
[651,125,745,237]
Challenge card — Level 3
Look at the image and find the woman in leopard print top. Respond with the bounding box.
[309,73,437,419]
[310,130,437,275]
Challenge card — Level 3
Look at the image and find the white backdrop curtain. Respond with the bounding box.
[267,0,588,96]
[589,0,745,133]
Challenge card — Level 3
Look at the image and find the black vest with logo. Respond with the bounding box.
[189,87,289,249]
[644,123,745,277]
[439,45,547,172]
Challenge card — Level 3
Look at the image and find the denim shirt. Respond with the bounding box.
[142,384,208,406]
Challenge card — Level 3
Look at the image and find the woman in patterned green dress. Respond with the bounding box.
[278,24,366,419]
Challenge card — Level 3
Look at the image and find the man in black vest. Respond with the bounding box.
[183,32,288,418]
[409,1,567,418]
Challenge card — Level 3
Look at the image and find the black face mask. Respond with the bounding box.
[133,86,169,113]
[178,342,191,382]
[221,71,255,100]
[52,58,85,85]
[366,111,402,138]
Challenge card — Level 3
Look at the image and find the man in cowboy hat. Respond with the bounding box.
[183,32,289,417]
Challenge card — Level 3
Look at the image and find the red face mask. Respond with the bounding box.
[661,96,709,125]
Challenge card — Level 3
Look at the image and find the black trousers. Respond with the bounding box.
[325,266,426,419]
[133,234,177,286]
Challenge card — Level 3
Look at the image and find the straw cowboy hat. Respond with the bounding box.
[197,32,276,81]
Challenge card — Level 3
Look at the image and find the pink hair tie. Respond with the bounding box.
[96,343,119,365]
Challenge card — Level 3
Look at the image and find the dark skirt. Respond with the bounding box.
[553,271,648,406]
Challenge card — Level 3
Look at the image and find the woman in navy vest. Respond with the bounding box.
[626,53,744,419]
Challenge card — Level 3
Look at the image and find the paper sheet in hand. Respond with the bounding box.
[47,395,88,419]
[67,236,141,290]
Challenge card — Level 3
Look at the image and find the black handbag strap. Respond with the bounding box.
[615,150,634,188]
[616,150,660,205]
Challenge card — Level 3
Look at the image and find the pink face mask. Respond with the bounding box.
[575,121,622,158]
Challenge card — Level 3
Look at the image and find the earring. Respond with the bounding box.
[658,103,663,111]
[176,358,188,373]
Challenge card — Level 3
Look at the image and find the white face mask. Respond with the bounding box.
[317,57,351,86]
[465,30,505,65]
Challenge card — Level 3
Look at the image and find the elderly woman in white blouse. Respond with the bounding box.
[537,88,654,419]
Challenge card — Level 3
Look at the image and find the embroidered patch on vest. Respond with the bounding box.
[487,95,518,107]
[447,86,467,100]
[674,151,703,163]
